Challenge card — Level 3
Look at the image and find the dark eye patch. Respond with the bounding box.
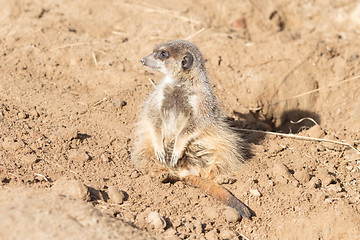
[157,50,169,60]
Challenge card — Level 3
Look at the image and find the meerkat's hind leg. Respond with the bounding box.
[170,123,197,167]
[170,134,196,167]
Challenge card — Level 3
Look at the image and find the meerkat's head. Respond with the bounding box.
[141,40,205,78]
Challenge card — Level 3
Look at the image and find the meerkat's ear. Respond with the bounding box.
[181,53,193,70]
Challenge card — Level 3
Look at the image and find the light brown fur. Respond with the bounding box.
[132,40,252,218]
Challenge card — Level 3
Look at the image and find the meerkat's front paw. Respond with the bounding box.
[170,150,183,167]
[155,150,166,165]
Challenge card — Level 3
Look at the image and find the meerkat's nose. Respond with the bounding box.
[140,58,145,65]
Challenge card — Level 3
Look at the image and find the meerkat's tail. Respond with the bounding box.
[181,175,252,219]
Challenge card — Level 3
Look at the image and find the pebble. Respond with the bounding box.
[52,178,90,201]
[203,222,213,231]
[328,183,343,193]
[68,149,89,162]
[294,168,311,183]
[107,186,126,204]
[317,169,334,186]
[249,189,262,197]
[1,138,24,151]
[50,127,78,142]
[216,176,236,185]
[164,228,177,236]
[273,162,298,185]
[130,170,140,179]
[122,211,135,222]
[193,220,203,234]
[306,125,325,138]
[174,181,185,189]
[20,154,37,165]
[219,229,236,239]
[17,111,28,119]
[223,207,240,222]
[306,177,321,189]
[232,18,247,29]
[203,206,218,219]
[346,165,354,171]
[164,235,181,240]
[147,211,166,230]
[204,229,218,240]
[172,219,182,228]
[30,109,39,118]
[101,153,110,163]
[184,223,195,233]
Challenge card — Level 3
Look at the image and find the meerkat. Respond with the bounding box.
[132,40,252,219]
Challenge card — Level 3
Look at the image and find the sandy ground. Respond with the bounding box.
[1,0,360,239]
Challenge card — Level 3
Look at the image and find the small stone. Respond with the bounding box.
[107,186,126,204]
[101,154,110,163]
[317,169,334,186]
[130,170,140,179]
[52,178,90,201]
[349,53,358,61]
[50,127,78,142]
[164,228,177,236]
[165,235,181,240]
[193,219,203,234]
[173,219,182,228]
[306,177,321,189]
[346,166,354,171]
[17,111,28,119]
[21,154,37,165]
[122,211,135,222]
[219,229,236,239]
[203,206,218,219]
[273,162,298,185]
[1,138,24,151]
[203,222,213,231]
[322,175,334,186]
[223,207,240,222]
[216,176,236,185]
[147,211,166,230]
[30,109,40,118]
[174,181,185,189]
[232,18,246,29]
[306,125,325,138]
[205,229,218,240]
[185,222,195,233]
[328,183,343,193]
[294,168,311,183]
[249,189,262,197]
[135,210,149,228]
[68,149,89,162]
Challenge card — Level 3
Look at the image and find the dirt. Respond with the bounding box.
[1,0,360,239]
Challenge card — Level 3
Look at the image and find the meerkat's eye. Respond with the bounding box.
[157,50,169,60]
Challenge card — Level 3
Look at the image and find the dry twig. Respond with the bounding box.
[34,173,49,182]
[290,117,319,126]
[238,128,360,154]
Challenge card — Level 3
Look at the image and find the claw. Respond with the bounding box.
[155,151,166,165]
[170,152,180,167]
